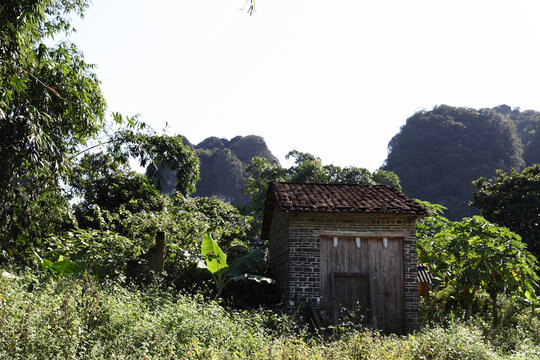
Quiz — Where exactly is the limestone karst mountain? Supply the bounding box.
[151,135,279,206]
[382,104,536,220]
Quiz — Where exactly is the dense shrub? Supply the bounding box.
[42,229,149,279]
[1,269,539,359]
[476,295,540,354]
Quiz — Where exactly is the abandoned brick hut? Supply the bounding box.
[261,182,429,334]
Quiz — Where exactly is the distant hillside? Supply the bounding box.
[153,135,279,206]
[492,105,540,165]
[153,105,539,216]
[382,105,525,220]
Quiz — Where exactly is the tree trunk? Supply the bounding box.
[490,273,498,326]
[464,284,478,321]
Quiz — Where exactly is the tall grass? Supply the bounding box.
[1,269,538,359]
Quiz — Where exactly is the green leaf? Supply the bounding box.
[40,257,85,277]
[41,258,55,270]
[201,233,228,275]
[524,290,536,302]
[9,75,27,94]
[227,245,266,277]
[51,260,84,276]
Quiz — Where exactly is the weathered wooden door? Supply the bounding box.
[320,236,404,333]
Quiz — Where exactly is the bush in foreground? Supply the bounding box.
[1,270,539,359]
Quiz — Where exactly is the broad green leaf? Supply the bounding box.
[524,290,536,302]
[201,233,228,275]
[228,246,266,277]
[41,258,54,270]
[51,260,84,276]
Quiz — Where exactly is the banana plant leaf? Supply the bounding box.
[227,246,267,277]
[201,233,228,275]
[41,256,86,277]
[230,273,274,283]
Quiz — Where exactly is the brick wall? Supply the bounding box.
[268,211,419,332]
[268,210,291,302]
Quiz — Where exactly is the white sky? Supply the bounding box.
[68,0,540,171]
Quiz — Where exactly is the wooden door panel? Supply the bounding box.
[321,237,366,308]
[332,273,374,327]
[365,237,403,333]
[320,236,404,333]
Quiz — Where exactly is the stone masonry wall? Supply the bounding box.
[268,210,290,303]
[271,212,419,333]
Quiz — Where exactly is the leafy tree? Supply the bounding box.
[0,0,246,274]
[8,125,199,264]
[416,200,449,249]
[64,130,200,241]
[70,153,169,230]
[0,0,107,183]
[43,228,149,278]
[284,150,331,183]
[171,195,253,251]
[471,165,540,257]
[113,130,200,197]
[1,1,201,261]
[242,150,401,219]
[43,192,253,283]
[417,204,539,324]
[242,157,288,215]
[0,0,107,262]
[383,105,524,220]
[46,157,249,282]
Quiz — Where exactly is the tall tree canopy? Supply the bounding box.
[1,0,107,185]
[383,105,524,220]
[0,0,108,260]
[242,150,401,218]
[471,164,540,258]
[0,1,200,262]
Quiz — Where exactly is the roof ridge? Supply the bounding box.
[271,181,393,187]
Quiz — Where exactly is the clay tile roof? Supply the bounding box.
[261,182,429,240]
